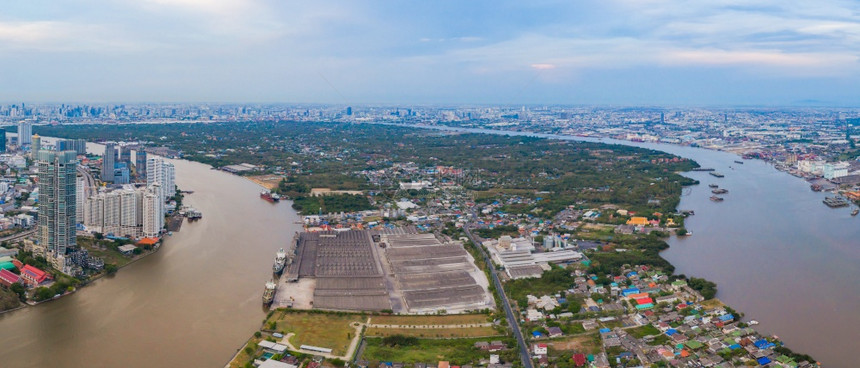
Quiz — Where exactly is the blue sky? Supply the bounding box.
[0,0,859,105]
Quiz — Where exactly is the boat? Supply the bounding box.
[711,188,728,194]
[692,168,715,172]
[262,280,277,306]
[708,184,718,188]
[823,196,849,208]
[852,209,859,216]
[273,248,287,275]
[709,172,725,178]
[260,191,280,203]
[186,208,202,221]
[810,184,822,192]
[710,196,724,202]
[734,160,744,164]
[748,320,759,326]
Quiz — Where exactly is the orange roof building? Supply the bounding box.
[626,217,649,226]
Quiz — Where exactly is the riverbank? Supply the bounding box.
[0,234,166,315]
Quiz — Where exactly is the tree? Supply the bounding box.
[104,264,119,275]
[10,283,26,301]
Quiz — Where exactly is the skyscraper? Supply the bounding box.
[135,150,147,181]
[0,130,6,152]
[17,121,32,147]
[36,149,78,271]
[102,143,116,183]
[119,146,131,163]
[57,139,87,155]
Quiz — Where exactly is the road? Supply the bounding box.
[464,216,533,368]
[0,229,35,243]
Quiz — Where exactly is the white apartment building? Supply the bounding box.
[146,157,175,204]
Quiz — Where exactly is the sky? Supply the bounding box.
[0,0,859,105]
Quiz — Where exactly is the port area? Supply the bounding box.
[272,278,314,310]
[271,228,494,315]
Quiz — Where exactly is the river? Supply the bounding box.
[0,145,302,368]
[399,124,859,366]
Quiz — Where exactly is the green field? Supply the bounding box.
[365,326,501,338]
[361,337,493,364]
[369,314,490,326]
[77,237,133,267]
[264,311,365,356]
[627,324,661,338]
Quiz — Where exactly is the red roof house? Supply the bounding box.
[20,265,48,286]
[0,269,19,287]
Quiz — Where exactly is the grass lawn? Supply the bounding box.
[699,298,726,309]
[365,326,501,338]
[547,333,602,355]
[369,314,490,326]
[627,324,660,338]
[78,238,133,267]
[362,337,489,364]
[227,337,263,368]
[265,311,365,356]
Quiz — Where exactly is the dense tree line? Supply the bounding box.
[36,121,698,214]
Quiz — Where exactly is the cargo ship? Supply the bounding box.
[709,172,725,178]
[711,188,728,194]
[823,196,849,208]
[708,184,719,188]
[273,248,287,275]
[262,280,277,306]
[710,196,724,202]
[260,191,281,203]
[734,160,744,164]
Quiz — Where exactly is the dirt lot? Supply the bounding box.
[248,175,283,190]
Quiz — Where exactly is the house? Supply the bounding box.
[488,341,506,352]
[0,268,19,287]
[626,217,649,226]
[533,343,548,355]
[19,264,48,286]
[547,326,563,338]
[438,361,450,368]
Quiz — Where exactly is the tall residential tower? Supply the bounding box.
[36,149,78,271]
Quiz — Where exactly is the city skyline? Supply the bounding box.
[1,1,859,105]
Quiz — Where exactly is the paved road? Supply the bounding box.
[464,218,533,368]
[0,229,36,243]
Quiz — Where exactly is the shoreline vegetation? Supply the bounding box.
[35,122,817,365]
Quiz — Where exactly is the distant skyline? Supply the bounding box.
[1,1,859,105]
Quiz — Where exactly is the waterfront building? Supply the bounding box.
[135,150,147,181]
[102,143,116,183]
[17,121,32,147]
[823,162,849,180]
[84,185,145,238]
[142,183,163,238]
[36,148,78,271]
[146,157,175,203]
